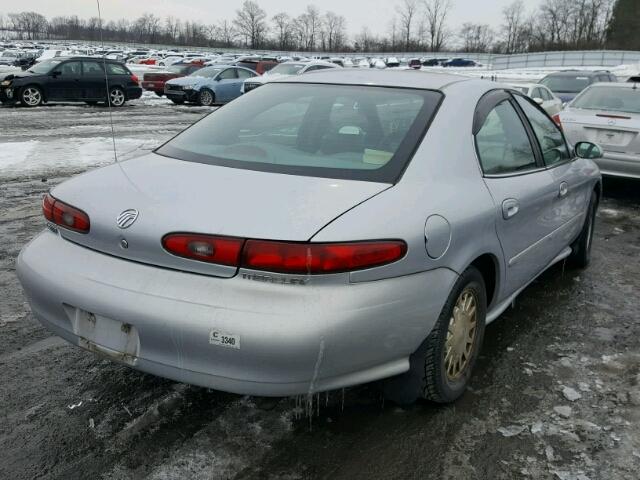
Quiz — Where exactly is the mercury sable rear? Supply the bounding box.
[17,70,603,403]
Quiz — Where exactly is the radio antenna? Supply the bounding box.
[96,0,118,163]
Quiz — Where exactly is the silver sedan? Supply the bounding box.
[559,82,640,179]
[17,70,603,404]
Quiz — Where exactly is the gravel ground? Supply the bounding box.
[1,96,639,480]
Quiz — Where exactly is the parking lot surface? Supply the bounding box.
[1,97,639,480]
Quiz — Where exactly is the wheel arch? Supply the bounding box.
[468,253,500,309]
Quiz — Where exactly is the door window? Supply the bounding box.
[539,87,553,101]
[60,61,81,75]
[515,96,571,167]
[532,88,543,100]
[236,68,254,79]
[475,100,537,175]
[218,69,237,80]
[82,61,103,75]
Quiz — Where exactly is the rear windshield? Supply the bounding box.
[572,86,640,114]
[541,75,592,93]
[157,83,443,183]
[270,63,305,75]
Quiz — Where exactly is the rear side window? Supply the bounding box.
[106,63,128,75]
[475,100,537,175]
[237,68,254,79]
[515,96,571,166]
[157,83,443,183]
[82,61,103,75]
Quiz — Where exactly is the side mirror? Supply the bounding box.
[575,141,604,160]
[533,97,544,105]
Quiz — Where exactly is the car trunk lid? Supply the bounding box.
[51,153,390,277]
[563,109,640,154]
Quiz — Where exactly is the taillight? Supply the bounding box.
[241,240,407,274]
[42,193,90,233]
[552,113,562,129]
[162,233,244,266]
[131,74,139,84]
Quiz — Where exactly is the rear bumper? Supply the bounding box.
[597,151,640,179]
[141,81,164,93]
[126,86,143,100]
[17,230,456,396]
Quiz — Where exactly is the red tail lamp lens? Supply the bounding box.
[131,74,139,83]
[552,113,562,128]
[241,240,407,274]
[163,234,244,266]
[43,193,90,233]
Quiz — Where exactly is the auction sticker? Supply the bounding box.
[209,330,240,349]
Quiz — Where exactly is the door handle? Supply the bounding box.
[559,182,568,198]
[502,199,520,220]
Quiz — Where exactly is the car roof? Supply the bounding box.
[273,69,469,90]
[508,83,544,89]
[544,70,608,78]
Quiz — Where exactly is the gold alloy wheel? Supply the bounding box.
[444,288,478,381]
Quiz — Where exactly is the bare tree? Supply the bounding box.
[233,0,268,49]
[323,11,347,51]
[395,0,419,51]
[422,0,451,51]
[272,12,292,50]
[502,0,529,53]
[459,23,494,52]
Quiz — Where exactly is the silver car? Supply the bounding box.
[17,70,603,404]
[559,82,640,179]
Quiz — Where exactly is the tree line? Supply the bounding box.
[0,0,638,53]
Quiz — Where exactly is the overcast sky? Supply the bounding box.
[12,0,544,35]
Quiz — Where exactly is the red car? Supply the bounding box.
[141,64,204,96]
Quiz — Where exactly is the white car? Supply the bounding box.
[242,60,339,93]
[509,83,563,117]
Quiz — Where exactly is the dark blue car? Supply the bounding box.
[442,58,478,67]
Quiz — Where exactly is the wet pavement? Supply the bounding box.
[1,98,639,480]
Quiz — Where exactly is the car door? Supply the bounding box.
[514,95,591,255]
[214,68,238,102]
[474,90,560,295]
[47,60,82,101]
[81,60,105,100]
[234,68,256,99]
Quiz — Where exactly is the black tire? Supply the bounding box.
[568,190,598,269]
[384,266,487,404]
[155,91,164,97]
[20,85,43,107]
[170,98,184,105]
[198,88,215,106]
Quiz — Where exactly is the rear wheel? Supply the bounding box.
[568,190,598,268]
[108,87,126,107]
[384,266,487,404]
[198,88,215,106]
[20,86,43,107]
[154,91,163,97]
